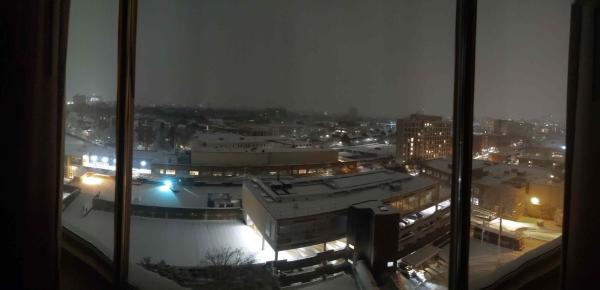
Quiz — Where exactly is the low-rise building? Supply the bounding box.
[420,158,563,221]
[242,170,440,255]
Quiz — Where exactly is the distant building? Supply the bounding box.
[72,94,87,106]
[421,158,563,221]
[71,94,104,105]
[493,119,534,139]
[192,133,287,151]
[396,113,452,163]
[191,148,338,168]
[149,133,355,178]
[420,158,491,187]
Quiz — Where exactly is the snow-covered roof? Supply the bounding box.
[337,143,396,157]
[192,133,285,144]
[64,134,176,164]
[194,147,334,153]
[246,170,436,220]
[476,164,561,187]
[400,244,440,267]
[71,177,241,209]
[64,134,113,157]
[422,158,491,175]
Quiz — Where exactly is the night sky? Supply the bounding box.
[66,0,571,122]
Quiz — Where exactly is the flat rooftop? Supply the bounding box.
[421,157,491,175]
[193,147,335,153]
[477,164,562,187]
[192,133,287,145]
[70,175,242,209]
[65,134,176,164]
[245,170,436,219]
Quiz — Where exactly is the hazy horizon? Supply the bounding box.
[66,0,571,123]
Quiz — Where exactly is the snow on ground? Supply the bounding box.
[63,195,276,266]
[62,191,357,289]
[396,215,562,290]
[283,273,358,290]
[129,217,274,266]
[128,264,190,290]
[63,179,350,266]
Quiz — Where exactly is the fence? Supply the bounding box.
[92,198,243,220]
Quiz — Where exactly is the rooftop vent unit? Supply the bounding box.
[389,183,402,191]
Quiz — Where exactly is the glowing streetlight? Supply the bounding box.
[530,196,540,206]
[140,160,147,167]
[81,174,102,185]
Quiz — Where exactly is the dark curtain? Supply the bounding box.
[0,0,69,289]
[562,0,600,289]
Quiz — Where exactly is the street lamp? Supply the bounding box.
[530,196,543,221]
[530,196,540,205]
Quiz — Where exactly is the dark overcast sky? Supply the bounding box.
[66,0,571,122]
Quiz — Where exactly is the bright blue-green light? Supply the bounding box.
[159,180,173,192]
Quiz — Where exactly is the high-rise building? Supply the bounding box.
[396,113,452,163]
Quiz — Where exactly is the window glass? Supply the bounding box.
[62,0,118,259]
[469,0,569,288]
[127,0,454,289]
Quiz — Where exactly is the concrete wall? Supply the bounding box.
[241,183,278,247]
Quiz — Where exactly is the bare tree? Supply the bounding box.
[204,247,255,267]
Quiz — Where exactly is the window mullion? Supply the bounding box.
[114,0,138,287]
[449,0,477,289]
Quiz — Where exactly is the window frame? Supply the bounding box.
[59,0,568,289]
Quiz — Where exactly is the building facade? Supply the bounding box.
[241,170,441,254]
[396,113,452,163]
